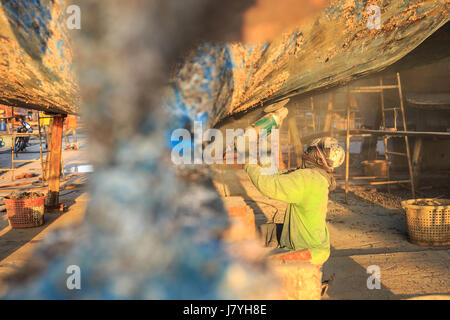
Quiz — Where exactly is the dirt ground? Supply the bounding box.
[211,164,450,300]
[0,133,448,299]
[0,135,90,295]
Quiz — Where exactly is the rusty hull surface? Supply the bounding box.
[225,0,449,116]
[0,1,448,120]
[0,0,79,114]
[169,0,449,127]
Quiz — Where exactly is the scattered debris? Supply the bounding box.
[5,192,45,200]
[352,189,404,209]
[14,173,38,180]
[412,199,443,206]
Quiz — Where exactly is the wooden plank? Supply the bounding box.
[380,77,390,192]
[47,115,64,208]
[397,73,415,199]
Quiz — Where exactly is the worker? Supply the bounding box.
[64,114,79,150]
[245,137,345,265]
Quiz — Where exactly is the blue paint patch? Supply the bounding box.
[354,0,367,21]
[56,40,66,60]
[1,0,54,60]
[324,0,344,18]
[164,43,234,152]
[400,0,410,9]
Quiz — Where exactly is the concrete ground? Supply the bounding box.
[211,164,450,300]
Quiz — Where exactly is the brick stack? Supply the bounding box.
[222,197,256,242]
[222,196,322,300]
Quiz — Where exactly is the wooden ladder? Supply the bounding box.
[344,72,416,201]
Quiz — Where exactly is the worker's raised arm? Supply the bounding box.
[244,164,305,203]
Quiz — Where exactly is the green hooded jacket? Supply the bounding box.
[245,164,331,265]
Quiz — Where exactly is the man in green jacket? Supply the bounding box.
[245,137,345,265]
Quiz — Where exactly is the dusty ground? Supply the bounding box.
[0,132,448,299]
[0,133,90,295]
[211,164,450,300]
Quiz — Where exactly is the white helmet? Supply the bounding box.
[308,137,345,169]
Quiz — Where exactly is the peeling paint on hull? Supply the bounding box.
[0,0,79,114]
[168,0,449,127]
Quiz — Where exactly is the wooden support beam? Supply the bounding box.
[412,137,423,189]
[380,77,391,192]
[288,117,303,168]
[47,115,65,209]
[44,117,53,181]
[367,99,382,161]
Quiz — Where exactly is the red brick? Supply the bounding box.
[270,261,322,300]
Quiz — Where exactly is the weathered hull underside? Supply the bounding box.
[0,0,79,114]
[168,0,449,127]
[0,1,448,120]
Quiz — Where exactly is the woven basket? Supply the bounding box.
[401,199,450,246]
[3,195,47,228]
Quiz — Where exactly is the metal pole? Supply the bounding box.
[380,77,391,192]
